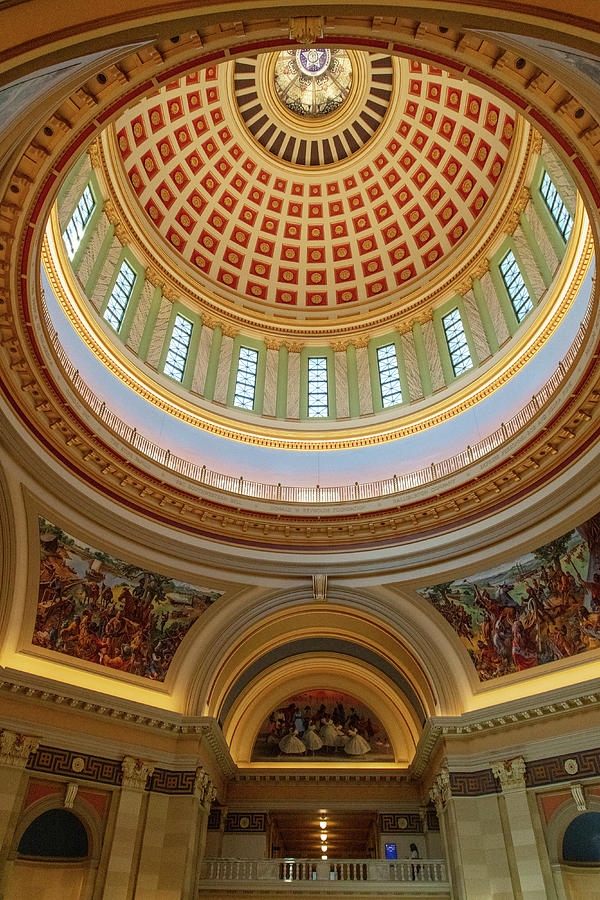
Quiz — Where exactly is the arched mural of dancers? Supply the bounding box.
[252,690,393,762]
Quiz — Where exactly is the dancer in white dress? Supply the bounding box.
[319,717,338,748]
[344,728,371,756]
[279,728,306,754]
[302,723,323,754]
[334,724,347,750]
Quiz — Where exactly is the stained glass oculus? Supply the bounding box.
[233,346,259,410]
[307,357,329,417]
[164,314,193,382]
[103,260,136,331]
[377,344,402,407]
[499,250,533,323]
[63,184,95,259]
[442,308,473,377]
[540,170,573,241]
[274,48,353,118]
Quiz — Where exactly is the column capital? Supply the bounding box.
[121,755,155,791]
[0,729,39,768]
[491,756,527,793]
[194,766,217,809]
[429,764,451,814]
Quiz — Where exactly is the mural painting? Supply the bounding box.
[252,690,394,762]
[418,514,600,680]
[32,518,223,680]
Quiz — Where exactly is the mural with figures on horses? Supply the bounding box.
[251,690,394,762]
[417,513,600,680]
[32,518,223,680]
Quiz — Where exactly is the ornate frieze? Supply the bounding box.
[194,767,217,808]
[429,765,451,813]
[0,729,39,768]
[491,756,527,792]
[121,755,155,791]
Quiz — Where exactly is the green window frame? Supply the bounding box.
[164,314,193,382]
[540,170,573,242]
[376,343,403,407]
[63,184,95,259]
[103,260,136,332]
[442,308,473,376]
[307,356,329,418]
[233,346,259,410]
[499,250,533,323]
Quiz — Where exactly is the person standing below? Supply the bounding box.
[409,843,420,881]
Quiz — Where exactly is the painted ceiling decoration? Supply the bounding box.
[418,511,600,681]
[1,26,599,554]
[106,53,522,315]
[238,50,390,164]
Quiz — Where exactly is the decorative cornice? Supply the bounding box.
[411,685,600,779]
[289,17,324,44]
[42,196,594,452]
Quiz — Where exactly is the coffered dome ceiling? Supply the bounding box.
[102,51,524,325]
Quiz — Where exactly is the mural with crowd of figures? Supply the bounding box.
[418,514,600,680]
[252,690,394,762]
[32,518,223,680]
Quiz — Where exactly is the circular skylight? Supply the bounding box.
[274,48,353,118]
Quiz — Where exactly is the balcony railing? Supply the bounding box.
[41,294,592,506]
[199,858,448,892]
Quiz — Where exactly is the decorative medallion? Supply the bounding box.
[274,48,353,118]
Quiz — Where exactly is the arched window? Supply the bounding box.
[17,809,88,859]
[562,812,600,864]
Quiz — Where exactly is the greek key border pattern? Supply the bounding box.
[225,812,267,832]
[27,744,122,786]
[447,746,600,797]
[525,746,600,788]
[149,768,196,794]
[379,812,423,833]
[450,769,499,797]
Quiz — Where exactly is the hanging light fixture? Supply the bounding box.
[321,843,328,852]
[321,854,328,860]
[319,820,327,830]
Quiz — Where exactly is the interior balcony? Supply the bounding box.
[198,857,450,896]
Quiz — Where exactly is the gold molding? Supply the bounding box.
[43,197,593,451]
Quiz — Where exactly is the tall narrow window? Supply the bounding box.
[377,344,402,407]
[540,170,573,241]
[164,314,193,382]
[442,308,473,376]
[233,346,258,410]
[499,250,533,323]
[103,260,136,331]
[307,357,328,417]
[62,184,95,259]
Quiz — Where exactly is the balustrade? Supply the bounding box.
[40,295,592,506]
[200,857,447,885]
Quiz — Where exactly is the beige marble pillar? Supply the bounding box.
[491,757,556,900]
[101,755,154,900]
[0,730,40,898]
[431,764,514,900]
[133,766,214,900]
